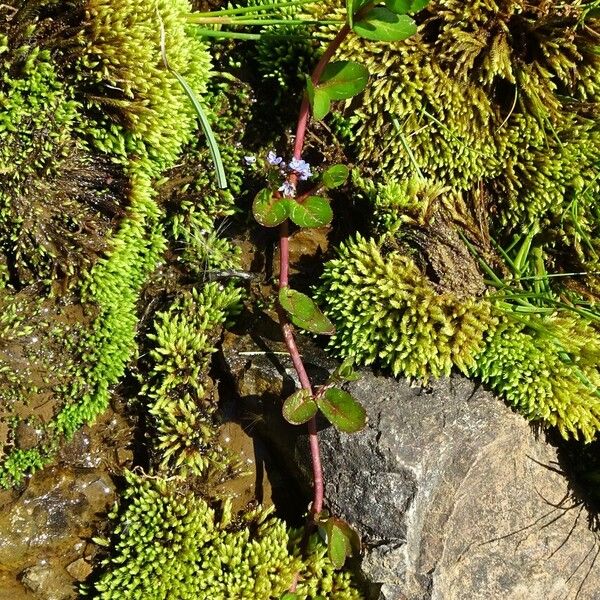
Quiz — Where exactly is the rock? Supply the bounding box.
[65,558,93,582]
[19,563,73,600]
[222,329,600,600]
[0,404,133,598]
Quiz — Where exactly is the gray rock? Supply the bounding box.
[222,329,600,600]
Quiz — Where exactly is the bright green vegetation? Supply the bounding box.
[310,0,600,442]
[0,0,213,484]
[317,235,495,381]
[89,472,362,600]
[473,315,600,442]
[78,0,212,173]
[142,283,243,475]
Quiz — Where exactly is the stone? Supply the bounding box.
[0,404,131,597]
[222,329,600,600]
[65,558,93,582]
[19,563,73,600]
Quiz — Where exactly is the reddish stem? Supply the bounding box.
[293,23,351,160]
[279,22,352,519]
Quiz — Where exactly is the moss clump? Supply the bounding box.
[142,283,242,476]
[303,0,600,443]
[311,1,600,265]
[0,35,119,286]
[310,2,505,190]
[164,78,250,277]
[77,0,212,173]
[0,0,214,484]
[317,236,496,381]
[473,315,600,442]
[90,472,363,600]
[359,176,448,238]
[493,113,600,262]
[54,171,165,437]
[242,0,319,98]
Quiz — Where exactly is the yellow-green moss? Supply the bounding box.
[77,0,212,173]
[89,472,363,600]
[473,314,600,442]
[317,235,496,381]
[142,283,242,476]
[0,0,214,483]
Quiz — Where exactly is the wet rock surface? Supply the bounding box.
[222,326,600,600]
[0,404,133,600]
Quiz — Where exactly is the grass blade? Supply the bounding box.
[158,10,228,189]
[171,70,228,189]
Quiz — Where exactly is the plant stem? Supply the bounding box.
[278,21,352,518]
[293,23,351,160]
[189,0,316,19]
[190,17,342,26]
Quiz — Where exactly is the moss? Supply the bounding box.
[317,236,496,381]
[310,1,600,266]
[492,113,600,262]
[0,36,115,285]
[359,175,449,237]
[142,283,242,476]
[76,0,213,174]
[243,0,319,99]
[0,448,47,488]
[0,0,214,483]
[473,314,600,442]
[310,2,506,190]
[163,77,250,277]
[53,170,165,437]
[90,472,363,600]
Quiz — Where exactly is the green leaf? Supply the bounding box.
[323,164,350,189]
[385,0,430,13]
[307,62,368,121]
[307,78,331,121]
[279,288,335,335]
[354,7,417,42]
[334,357,360,382]
[312,89,331,120]
[289,196,333,228]
[346,0,372,26]
[325,518,360,569]
[252,188,290,227]
[317,388,367,432]
[327,522,348,568]
[280,594,300,600]
[283,389,318,425]
[319,61,369,101]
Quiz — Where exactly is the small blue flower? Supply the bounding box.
[267,151,284,166]
[279,181,296,198]
[244,156,256,165]
[288,158,312,181]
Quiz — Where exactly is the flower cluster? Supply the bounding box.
[279,180,296,198]
[267,150,284,166]
[289,157,312,180]
[244,150,312,198]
